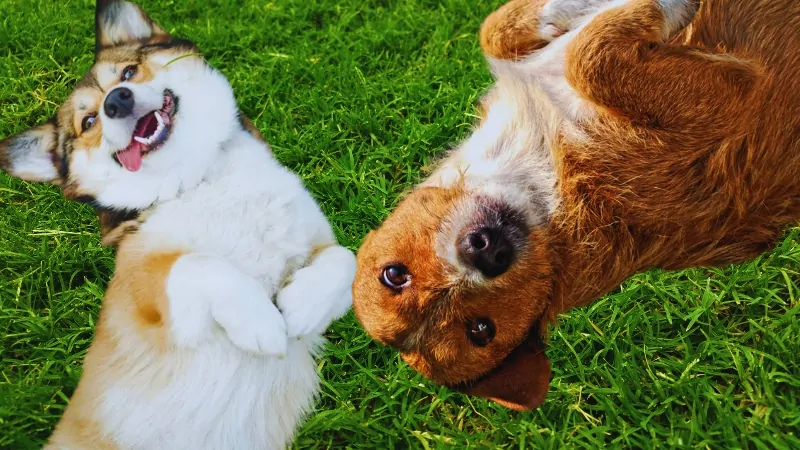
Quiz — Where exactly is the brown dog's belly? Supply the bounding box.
[555,0,800,309]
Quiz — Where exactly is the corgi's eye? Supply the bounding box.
[121,65,138,82]
[81,114,98,132]
[380,264,410,289]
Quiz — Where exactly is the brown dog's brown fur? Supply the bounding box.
[353,0,800,410]
[549,0,799,315]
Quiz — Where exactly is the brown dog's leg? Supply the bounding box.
[480,0,552,61]
[481,0,614,61]
[566,0,762,140]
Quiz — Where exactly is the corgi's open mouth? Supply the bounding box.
[115,90,177,172]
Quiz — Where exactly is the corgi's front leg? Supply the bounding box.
[166,253,288,356]
[277,245,357,338]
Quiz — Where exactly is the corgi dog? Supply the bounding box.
[353,0,800,410]
[0,1,356,448]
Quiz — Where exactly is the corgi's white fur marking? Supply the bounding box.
[74,134,355,449]
[0,1,355,449]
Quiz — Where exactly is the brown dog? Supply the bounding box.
[353,0,800,410]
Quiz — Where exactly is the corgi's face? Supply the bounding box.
[0,1,242,212]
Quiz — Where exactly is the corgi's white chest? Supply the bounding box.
[139,148,322,289]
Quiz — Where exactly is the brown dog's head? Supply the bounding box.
[353,0,568,411]
[354,167,559,411]
[354,182,557,409]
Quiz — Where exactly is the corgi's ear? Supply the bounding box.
[95,0,167,52]
[0,121,62,184]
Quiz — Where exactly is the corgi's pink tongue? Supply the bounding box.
[116,141,144,172]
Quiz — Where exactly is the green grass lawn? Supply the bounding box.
[1,0,799,448]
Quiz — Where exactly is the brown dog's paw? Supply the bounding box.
[480,0,615,61]
[480,0,553,61]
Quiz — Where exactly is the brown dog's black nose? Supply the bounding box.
[104,87,134,119]
[458,226,515,277]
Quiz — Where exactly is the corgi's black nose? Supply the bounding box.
[104,87,134,119]
[458,226,515,278]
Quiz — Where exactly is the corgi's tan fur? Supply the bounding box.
[1,1,355,448]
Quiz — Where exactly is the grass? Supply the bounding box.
[1,0,798,448]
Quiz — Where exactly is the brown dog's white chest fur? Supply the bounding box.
[353,0,800,410]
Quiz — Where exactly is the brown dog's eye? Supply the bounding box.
[81,114,97,132]
[121,65,138,82]
[380,265,410,289]
[467,318,495,347]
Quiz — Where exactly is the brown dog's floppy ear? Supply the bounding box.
[0,121,62,184]
[95,0,167,53]
[454,323,551,411]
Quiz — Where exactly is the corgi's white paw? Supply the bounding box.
[167,253,287,356]
[278,276,352,338]
[277,246,356,338]
[211,276,288,357]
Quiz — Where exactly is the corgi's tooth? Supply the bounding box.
[134,136,149,144]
